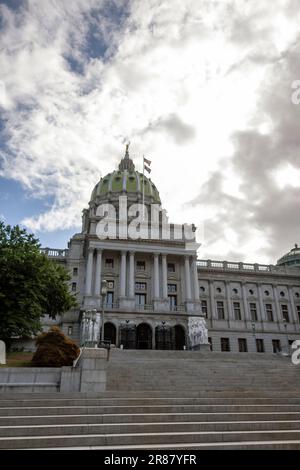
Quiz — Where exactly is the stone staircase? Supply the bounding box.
[0,351,300,449]
[107,350,300,392]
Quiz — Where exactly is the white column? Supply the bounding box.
[85,248,94,296]
[162,254,168,300]
[226,282,234,320]
[257,285,266,321]
[272,285,281,323]
[129,251,135,298]
[288,286,298,324]
[192,257,200,301]
[154,253,160,299]
[209,280,217,319]
[94,249,102,296]
[242,283,250,321]
[184,256,192,301]
[120,250,127,297]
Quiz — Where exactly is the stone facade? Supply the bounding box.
[17,149,300,354]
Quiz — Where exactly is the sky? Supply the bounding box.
[0,0,300,264]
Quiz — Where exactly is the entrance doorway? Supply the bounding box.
[136,323,152,349]
[174,325,186,350]
[155,325,172,350]
[103,322,116,345]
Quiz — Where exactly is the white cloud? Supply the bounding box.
[1,0,300,262]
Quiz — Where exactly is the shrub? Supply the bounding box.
[31,326,80,367]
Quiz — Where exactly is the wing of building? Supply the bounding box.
[20,147,300,354]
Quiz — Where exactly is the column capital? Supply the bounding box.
[121,249,127,256]
[88,247,94,254]
[129,250,135,256]
[96,248,102,254]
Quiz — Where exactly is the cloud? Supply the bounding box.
[0,0,300,263]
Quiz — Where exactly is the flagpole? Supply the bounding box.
[142,155,145,221]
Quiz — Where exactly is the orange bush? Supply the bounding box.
[31,326,80,367]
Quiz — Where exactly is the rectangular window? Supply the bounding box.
[136,261,146,271]
[297,306,300,322]
[168,263,175,273]
[265,304,274,322]
[68,326,73,336]
[208,337,213,351]
[168,283,177,293]
[238,338,247,352]
[71,282,76,292]
[281,304,290,323]
[233,302,242,320]
[135,282,146,291]
[107,280,114,290]
[272,339,281,353]
[201,300,208,316]
[168,295,177,310]
[256,339,264,353]
[106,292,114,306]
[73,267,78,276]
[105,258,114,269]
[221,337,230,352]
[135,293,146,306]
[250,302,258,322]
[217,301,225,320]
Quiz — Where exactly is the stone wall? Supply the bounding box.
[0,348,107,393]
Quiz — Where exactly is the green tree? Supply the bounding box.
[0,221,77,347]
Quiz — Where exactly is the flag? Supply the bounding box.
[143,156,151,173]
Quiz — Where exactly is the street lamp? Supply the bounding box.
[100,279,108,346]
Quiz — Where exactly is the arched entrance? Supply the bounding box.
[174,325,186,350]
[103,322,116,345]
[155,325,172,350]
[136,323,152,349]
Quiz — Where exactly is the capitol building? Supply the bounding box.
[39,147,300,354]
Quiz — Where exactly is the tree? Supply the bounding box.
[31,326,80,367]
[0,221,77,346]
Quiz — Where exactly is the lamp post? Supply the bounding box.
[100,279,108,346]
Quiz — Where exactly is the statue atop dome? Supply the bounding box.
[119,141,135,171]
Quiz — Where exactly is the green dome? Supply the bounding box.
[89,148,161,205]
[277,244,300,268]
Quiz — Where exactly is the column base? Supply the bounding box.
[119,297,135,310]
[185,301,201,313]
[154,299,169,311]
[83,296,100,309]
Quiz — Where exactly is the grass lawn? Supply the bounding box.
[0,351,33,367]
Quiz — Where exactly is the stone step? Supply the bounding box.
[1,419,300,438]
[1,403,300,416]
[1,411,300,426]
[1,429,300,449]
[45,440,300,450]
[1,397,300,407]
